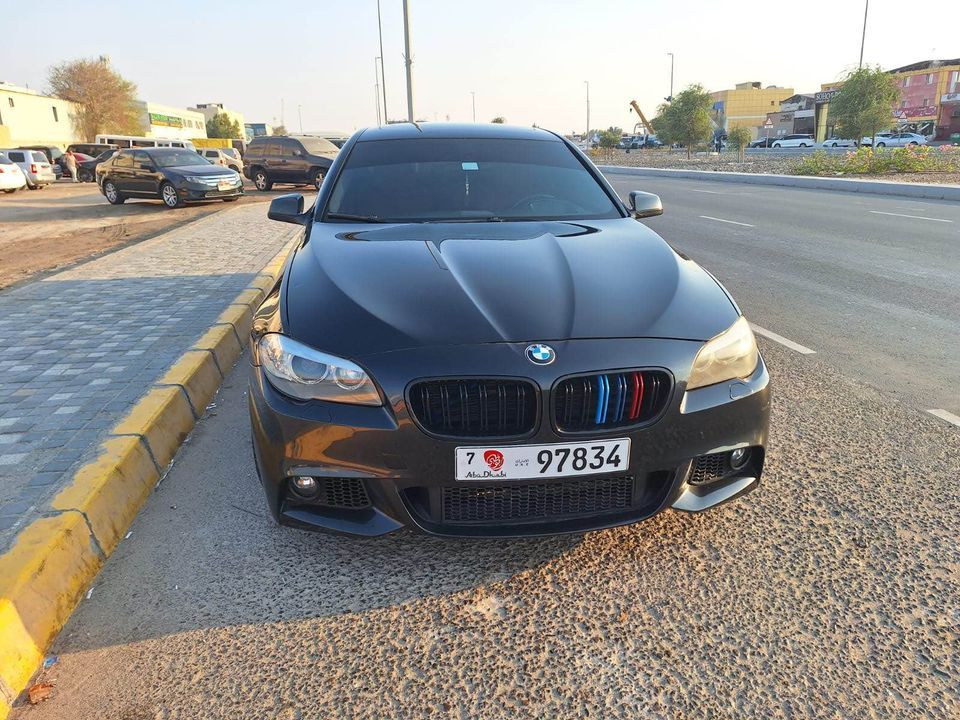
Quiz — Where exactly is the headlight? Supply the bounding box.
[257,334,381,405]
[686,317,758,390]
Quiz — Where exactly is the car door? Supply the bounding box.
[109,151,135,191]
[277,138,301,181]
[130,150,160,195]
[260,139,281,179]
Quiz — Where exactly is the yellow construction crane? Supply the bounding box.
[629,100,655,136]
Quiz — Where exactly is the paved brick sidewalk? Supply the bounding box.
[0,205,296,549]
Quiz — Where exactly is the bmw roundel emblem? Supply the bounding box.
[525,343,556,365]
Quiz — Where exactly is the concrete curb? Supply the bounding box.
[598,165,960,201]
[0,240,295,717]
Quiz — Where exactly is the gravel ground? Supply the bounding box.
[13,340,960,720]
[599,149,960,185]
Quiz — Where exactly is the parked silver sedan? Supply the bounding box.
[860,132,928,148]
[0,148,56,189]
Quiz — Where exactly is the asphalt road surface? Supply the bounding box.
[15,179,960,719]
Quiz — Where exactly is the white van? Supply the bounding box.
[95,135,197,152]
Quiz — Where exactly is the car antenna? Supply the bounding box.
[409,120,423,133]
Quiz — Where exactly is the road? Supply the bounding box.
[13,178,960,719]
[604,173,960,420]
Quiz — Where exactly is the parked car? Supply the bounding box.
[249,123,770,537]
[821,137,857,148]
[67,143,117,157]
[771,134,816,148]
[18,145,63,165]
[0,152,27,193]
[198,147,242,173]
[77,149,118,182]
[860,132,928,148]
[0,149,56,189]
[748,137,777,148]
[243,135,339,191]
[96,147,243,208]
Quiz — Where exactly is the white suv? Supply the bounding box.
[198,147,242,173]
[771,134,816,148]
[0,149,56,188]
[861,132,928,148]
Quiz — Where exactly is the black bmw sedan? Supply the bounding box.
[96,147,243,208]
[249,123,770,537]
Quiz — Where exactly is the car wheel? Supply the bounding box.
[876,142,885,148]
[78,169,93,182]
[222,197,240,203]
[103,180,125,205]
[229,165,241,173]
[27,183,39,190]
[312,168,325,190]
[253,169,272,191]
[908,141,918,146]
[160,182,182,208]
[772,143,781,148]
[2,189,16,194]
[799,143,808,147]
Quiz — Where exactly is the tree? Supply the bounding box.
[491,116,506,124]
[598,126,623,150]
[48,57,142,141]
[652,84,714,158]
[828,66,900,147]
[272,125,288,136]
[727,125,752,162]
[206,112,242,139]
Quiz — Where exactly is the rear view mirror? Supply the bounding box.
[268,193,308,225]
[628,191,663,219]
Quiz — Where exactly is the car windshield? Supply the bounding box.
[153,150,210,168]
[298,137,339,154]
[326,138,621,223]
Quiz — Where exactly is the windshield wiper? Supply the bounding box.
[326,213,385,223]
[423,216,505,223]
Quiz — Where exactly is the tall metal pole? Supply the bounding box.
[402,0,415,122]
[297,105,303,134]
[374,57,382,126]
[858,0,869,68]
[471,91,476,122]
[377,0,388,122]
[667,53,674,101]
[584,81,590,137]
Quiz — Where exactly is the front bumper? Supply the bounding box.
[248,339,770,537]
[179,184,244,201]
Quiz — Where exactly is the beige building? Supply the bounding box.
[709,82,795,139]
[135,101,208,140]
[190,102,245,135]
[0,82,81,147]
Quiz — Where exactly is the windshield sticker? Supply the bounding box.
[461,162,479,171]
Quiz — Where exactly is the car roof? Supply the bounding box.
[356,123,561,142]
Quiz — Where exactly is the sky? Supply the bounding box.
[1,0,957,135]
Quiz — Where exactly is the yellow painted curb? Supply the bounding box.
[0,235,298,715]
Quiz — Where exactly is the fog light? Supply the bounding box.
[290,476,318,498]
[729,447,749,469]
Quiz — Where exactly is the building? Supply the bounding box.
[0,82,81,147]
[759,94,815,139]
[814,58,960,141]
[134,101,207,140]
[190,102,245,135]
[709,82,795,139]
[244,123,273,141]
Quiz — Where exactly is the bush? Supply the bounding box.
[793,145,960,176]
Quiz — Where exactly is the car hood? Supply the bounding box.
[284,219,739,357]
[166,164,236,176]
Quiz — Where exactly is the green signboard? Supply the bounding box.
[149,113,184,129]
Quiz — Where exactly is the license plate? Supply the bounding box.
[455,438,630,481]
[217,179,233,191]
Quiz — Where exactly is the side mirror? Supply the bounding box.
[268,193,308,225]
[628,191,663,219]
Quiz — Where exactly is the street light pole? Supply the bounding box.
[374,57,382,126]
[377,0,388,123]
[297,104,303,134]
[858,0,869,68]
[667,52,674,101]
[471,91,476,122]
[402,0,415,122]
[584,80,590,138]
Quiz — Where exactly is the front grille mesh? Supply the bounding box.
[442,476,634,523]
[409,379,537,437]
[688,453,730,485]
[555,370,670,432]
[293,477,370,509]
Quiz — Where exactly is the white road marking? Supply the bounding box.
[699,215,755,227]
[868,211,952,223]
[749,324,817,355]
[927,409,960,428]
[689,188,724,194]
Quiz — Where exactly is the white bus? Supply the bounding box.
[94,134,197,151]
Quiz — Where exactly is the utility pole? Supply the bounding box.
[859,0,869,68]
[297,104,303,134]
[280,98,284,128]
[584,80,590,137]
[375,57,382,126]
[666,53,674,102]
[377,0,388,122]
[402,0,415,122]
[471,91,476,122]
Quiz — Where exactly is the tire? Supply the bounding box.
[78,169,93,183]
[229,165,241,173]
[222,197,240,202]
[27,183,39,190]
[876,142,885,148]
[160,182,182,208]
[103,179,125,205]
[799,143,808,148]
[772,143,781,148]
[2,189,16,194]
[253,168,272,191]
[311,168,324,190]
[908,142,918,146]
